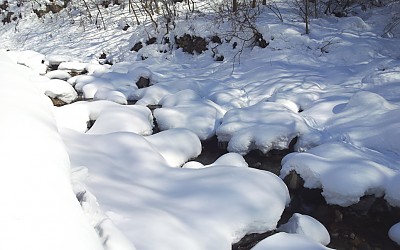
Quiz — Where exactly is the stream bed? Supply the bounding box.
[193,137,400,250]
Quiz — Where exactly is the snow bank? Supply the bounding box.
[251,232,333,250]
[278,213,330,246]
[0,52,102,249]
[216,101,310,155]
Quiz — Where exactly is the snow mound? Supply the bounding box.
[73,62,154,104]
[216,101,310,155]
[35,78,78,103]
[145,128,202,167]
[389,222,400,246]
[45,70,72,80]
[251,232,333,250]
[281,142,398,206]
[154,89,225,140]
[54,100,145,133]
[131,84,179,106]
[13,50,47,74]
[278,213,330,246]
[284,91,400,206]
[87,105,154,135]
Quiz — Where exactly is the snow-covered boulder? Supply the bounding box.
[36,78,78,103]
[278,213,330,246]
[281,142,397,206]
[45,70,72,80]
[251,232,333,250]
[87,104,153,135]
[154,89,225,140]
[216,101,310,155]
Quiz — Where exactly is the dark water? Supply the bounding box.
[193,137,400,250]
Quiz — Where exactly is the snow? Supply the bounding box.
[183,152,248,169]
[389,222,400,246]
[280,142,397,206]
[251,232,333,250]
[216,101,310,155]
[61,128,290,250]
[0,51,102,250]
[278,213,330,246]
[281,91,400,206]
[1,0,400,249]
[154,89,225,140]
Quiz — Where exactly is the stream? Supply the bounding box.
[192,136,400,250]
[51,79,400,249]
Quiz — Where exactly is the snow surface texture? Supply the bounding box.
[0,51,102,250]
[278,213,330,246]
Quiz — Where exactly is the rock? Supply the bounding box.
[131,42,143,52]
[175,34,208,54]
[136,77,150,89]
[283,170,304,190]
[146,37,157,45]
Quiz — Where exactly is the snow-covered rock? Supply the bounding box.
[280,142,397,206]
[217,101,310,155]
[251,232,333,250]
[154,89,225,140]
[278,213,330,246]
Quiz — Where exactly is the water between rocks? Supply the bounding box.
[193,136,400,250]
